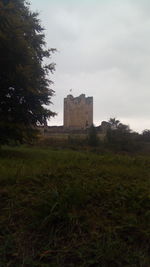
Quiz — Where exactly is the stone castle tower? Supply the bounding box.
[64,94,93,129]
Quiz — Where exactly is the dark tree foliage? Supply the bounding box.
[88,124,99,146]
[106,119,144,152]
[0,0,56,143]
[142,129,150,142]
[108,117,120,129]
[106,118,133,151]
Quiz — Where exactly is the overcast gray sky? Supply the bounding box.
[30,0,150,132]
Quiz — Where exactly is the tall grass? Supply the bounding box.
[0,146,150,266]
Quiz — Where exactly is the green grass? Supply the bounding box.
[0,146,150,266]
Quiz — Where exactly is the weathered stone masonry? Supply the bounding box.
[64,94,93,129]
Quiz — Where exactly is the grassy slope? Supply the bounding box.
[0,146,150,266]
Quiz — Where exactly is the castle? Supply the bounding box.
[64,94,93,130]
[39,94,95,135]
[39,93,110,136]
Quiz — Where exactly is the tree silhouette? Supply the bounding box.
[0,0,56,143]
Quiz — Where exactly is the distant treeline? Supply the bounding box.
[87,118,150,153]
[38,119,150,154]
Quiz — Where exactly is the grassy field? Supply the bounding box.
[0,146,150,266]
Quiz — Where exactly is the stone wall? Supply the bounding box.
[64,94,93,129]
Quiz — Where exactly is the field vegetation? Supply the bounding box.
[0,146,150,266]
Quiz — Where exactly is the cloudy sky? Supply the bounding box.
[30,0,150,133]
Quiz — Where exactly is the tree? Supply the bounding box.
[106,118,133,151]
[88,124,99,146]
[108,117,120,129]
[0,0,56,143]
[142,130,150,142]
